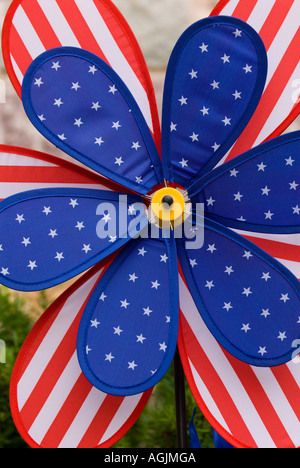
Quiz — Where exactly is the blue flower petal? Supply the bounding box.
[77,234,179,396]
[161,16,267,187]
[22,47,163,195]
[0,188,147,291]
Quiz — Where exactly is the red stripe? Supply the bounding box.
[227,28,300,160]
[271,365,300,420]
[0,166,101,184]
[9,24,33,75]
[242,236,300,263]
[77,394,125,448]
[180,313,257,447]
[232,0,259,21]
[258,0,294,51]
[22,0,61,50]
[40,374,93,448]
[223,350,294,448]
[55,0,108,63]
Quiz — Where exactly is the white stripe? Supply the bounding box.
[189,360,231,433]
[73,0,153,132]
[36,0,80,48]
[286,361,300,387]
[275,258,300,278]
[0,153,57,167]
[179,275,276,448]
[220,0,240,16]
[0,182,107,199]
[247,0,276,32]
[251,366,300,447]
[17,273,100,410]
[59,386,107,448]
[28,352,82,445]
[234,230,300,247]
[10,55,24,84]
[12,5,45,58]
[99,393,143,444]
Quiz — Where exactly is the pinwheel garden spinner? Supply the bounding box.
[0,0,300,448]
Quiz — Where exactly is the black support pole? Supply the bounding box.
[174,347,188,448]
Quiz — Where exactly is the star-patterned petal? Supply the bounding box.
[22,48,163,195]
[177,216,300,367]
[77,235,179,396]
[161,16,267,186]
[0,188,146,291]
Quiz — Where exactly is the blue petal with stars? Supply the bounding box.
[190,132,300,234]
[22,47,163,196]
[177,216,300,367]
[77,235,179,396]
[161,16,267,187]
[0,188,147,291]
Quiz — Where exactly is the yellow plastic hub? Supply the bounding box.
[151,187,186,227]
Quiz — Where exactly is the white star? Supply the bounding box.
[128,361,137,370]
[292,205,300,215]
[38,114,46,121]
[53,98,63,107]
[109,84,118,94]
[28,260,37,271]
[129,273,138,282]
[115,156,124,166]
[1,267,9,276]
[113,326,123,336]
[243,64,253,74]
[91,101,101,111]
[285,156,294,166]
[189,259,198,268]
[178,96,188,106]
[99,292,107,302]
[289,180,299,190]
[243,250,253,260]
[242,287,252,297]
[90,318,100,328]
[51,61,61,71]
[264,210,274,220]
[86,345,91,355]
[95,137,104,146]
[34,77,44,87]
[258,346,267,356]
[261,272,271,281]
[88,65,97,75]
[261,308,270,318]
[221,53,230,64]
[105,353,115,363]
[277,331,287,342]
[75,221,85,231]
[109,236,117,243]
[135,176,143,184]
[143,307,153,316]
[15,214,25,224]
[55,252,64,262]
[136,334,146,344]
[205,280,215,290]
[21,237,31,247]
[112,121,122,130]
[120,299,130,309]
[189,69,198,79]
[69,199,79,208]
[207,244,217,253]
[223,302,233,311]
[166,316,171,323]
[234,191,243,201]
[132,141,141,151]
[233,90,242,100]
[128,204,136,215]
[159,342,167,352]
[241,323,251,333]
[225,266,234,275]
[138,247,147,256]
[179,158,188,168]
[233,28,242,38]
[42,206,52,215]
[212,142,220,152]
[199,42,208,53]
[82,244,92,254]
[257,162,267,171]
[170,122,177,132]
[190,132,199,142]
[58,133,67,141]
[230,168,239,177]
[160,254,168,263]
[102,212,111,224]
[222,116,232,126]
[71,82,81,91]
[206,196,215,206]
[74,118,83,127]
[151,280,161,290]
[48,229,58,238]
[261,186,271,196]
[280,293,290,303]
[210,80,220,90]
[200,106,209,116]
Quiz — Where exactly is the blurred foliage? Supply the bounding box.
[0,286,213,449]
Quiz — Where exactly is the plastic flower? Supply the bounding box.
[0,0,299,449]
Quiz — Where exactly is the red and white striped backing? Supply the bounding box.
[211,0,300,278]
[10,260,153,448]
[178,273,300,448]
[2,0,161,148]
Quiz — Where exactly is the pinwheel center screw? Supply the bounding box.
[150,187,189,229]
